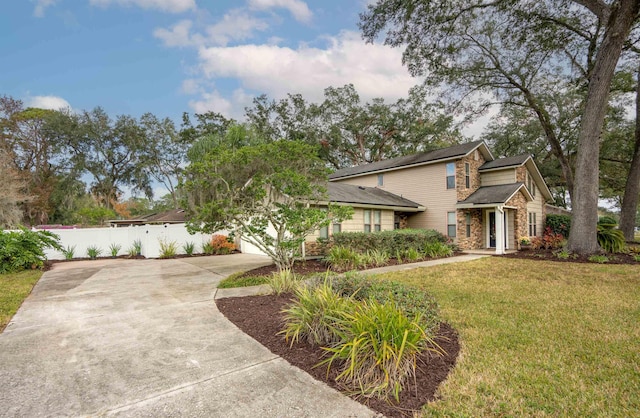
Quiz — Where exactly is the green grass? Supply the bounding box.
[375,258,640,417]
[0,270,42,332]
[218,272,270,289]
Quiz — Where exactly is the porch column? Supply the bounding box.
[495,206,505,255]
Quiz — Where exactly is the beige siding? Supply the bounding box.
[306,208,394,241]
[333,162,458,236]
[481,169,517,186]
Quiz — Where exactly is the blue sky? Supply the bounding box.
[1,0,424,124]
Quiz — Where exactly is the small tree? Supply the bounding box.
[181,141,353,271]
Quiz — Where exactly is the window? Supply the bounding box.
[364,210,371,233]
[446,163,456,189]
[529,212,537,236]
[447,211,457,237]
[374,210,382,232]
[364,209,381,232]
[465,162,470,189]
[319,225,329,239]
[527,172,536,197]
[377,174,384,186]
[332,222,341,234]
[465,213,471,238]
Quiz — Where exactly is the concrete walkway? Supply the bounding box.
[0,254,378,417]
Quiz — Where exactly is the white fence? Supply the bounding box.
[39,224,238,260]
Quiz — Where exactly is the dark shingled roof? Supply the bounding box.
[327,183,423,209]
[479,154,530,171]
[459,183,526,205]
[329,140,486,180]
[110,209,186,226]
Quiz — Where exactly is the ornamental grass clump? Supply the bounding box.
[268,269,298,295]
[320,299,438,401]
[159,239,178,258]
[325,245,362,270]
[280,281,354,346]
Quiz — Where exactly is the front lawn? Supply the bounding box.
[0,270,42,332]
[376,257,639,417]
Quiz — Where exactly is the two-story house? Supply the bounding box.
[311,140,552,254]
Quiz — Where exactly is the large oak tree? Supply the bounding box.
[360,0,640,253]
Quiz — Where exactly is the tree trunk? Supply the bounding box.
[568,0,640,254]
[619,63,640,241]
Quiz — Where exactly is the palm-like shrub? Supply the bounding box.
[321,299,438,401]
[183,241,196,256]
[597,224,626,253]
[325,245,362,270]
[62,245,76,260]
[280,282,353,346]
[159,239,178,258]
[367,249,390,266]
[86,246,102,260]
[0,227,62,273]
[423,241,454,258]
[108,243,121,257]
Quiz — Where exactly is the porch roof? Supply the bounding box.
[456,183,533,207]
[326,183,425,211]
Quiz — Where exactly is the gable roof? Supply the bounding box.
[479,154,530,171]
[329,140,493,180]
[456,183,533,207]
[326,183,425,211]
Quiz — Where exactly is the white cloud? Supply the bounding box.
[155,10,268,48]
[154,20,197,47]
[194,31,417,107]
[90,0,196,13]
[188,88,253,119]
[205,9,268,46]
[248,0,312,23]
[26,95,72,111]
[32,0,56,17]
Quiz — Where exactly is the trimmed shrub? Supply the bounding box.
[209,234,236,255]
[598,216,618,228]
[329,273,439,334]
[331,229,447,255]
[0,227,62,273]
[545,214,571,238]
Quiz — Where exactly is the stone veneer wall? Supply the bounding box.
[456,151,485,202]
[456,208,483,249]
[506,191,529,243]
[515,165,527,183]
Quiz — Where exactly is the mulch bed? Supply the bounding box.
[501,248,640,265]
[216,294,460,418]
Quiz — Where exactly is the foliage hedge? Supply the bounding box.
[0,227,62,274]
[545,214,571,238]
[330,229,448,254]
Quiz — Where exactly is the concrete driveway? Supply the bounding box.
[0,254,377,417]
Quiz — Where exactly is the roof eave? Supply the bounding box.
[317,200,426,212]
[330,141,494,182]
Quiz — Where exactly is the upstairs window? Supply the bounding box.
[319,224,328,239]
[446,162,456,189]
[364,210,371,233]
[332,222,342,234]
[527,172,536,197]
[465,162,470,188]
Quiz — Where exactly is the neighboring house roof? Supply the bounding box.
[479,154,530,171]
[329,140,493,180]
[108,209,186,226]
[457,183,533,207]
[326,183,425,212]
